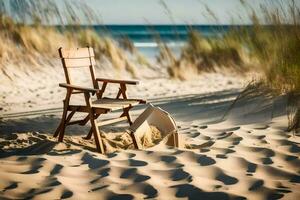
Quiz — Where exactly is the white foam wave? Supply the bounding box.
[134,42,186,48]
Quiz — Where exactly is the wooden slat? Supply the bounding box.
[60,47,94,58]
[96,78,139,85]
[63,57,96,68]
[97,116,127,127]
[59,83,99,93]
[68,105,110,113]
[92,99,140,111]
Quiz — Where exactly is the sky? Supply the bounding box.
[2,0,299,25]
[84,0,299,25]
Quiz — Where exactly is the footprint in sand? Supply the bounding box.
[161,155,177,163]
[22,157,46,174]
[248,179,264,191]
[120,168,150,182]
[47,178,61,187]
[90,185,109,192]
[215,172,238,185]
[223,127,241,132]
[290,144,300,153]
[216,132,233,140]
[198,140,215,149]
[252,124,270,130]
[107,152,118,158]
[90,168,110,184]
[170,184,240,200]
[262,157,274,165]
[61,189,74,199]
[142,184,158,198]
[81,153,109,169]
[128,159,148,167]
[247,162,257,174]
[171,168,192,181]
[197,155,216,166]
[189,132,201,138]
[50,164,63,176]
[3,182,18,192]
[216,155,228,159]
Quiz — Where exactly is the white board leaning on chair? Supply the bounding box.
[129,104,181,149]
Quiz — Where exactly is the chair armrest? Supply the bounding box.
[59,83,100,94]
[96,78,139,85]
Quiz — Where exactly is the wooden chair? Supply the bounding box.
[53,47,146,153]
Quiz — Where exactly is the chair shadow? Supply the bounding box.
[0,137,83,158]
[0,115,88,136]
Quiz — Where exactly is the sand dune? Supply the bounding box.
[1,67,300,199]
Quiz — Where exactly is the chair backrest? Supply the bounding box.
[59,47,98,88]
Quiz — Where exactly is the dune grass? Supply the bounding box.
[160,28,254,80]
[163,1,300,92]
[0,16,140,76]
[160,0,300,130]
[239,1,300,131]
[0,2,142,77]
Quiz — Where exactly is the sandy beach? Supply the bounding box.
[1,1,300,198]
[1,63,299,199]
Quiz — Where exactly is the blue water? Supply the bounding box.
[93,25,236,41]
[81,25,248,59]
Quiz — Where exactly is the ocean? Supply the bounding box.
[76,25,248,59]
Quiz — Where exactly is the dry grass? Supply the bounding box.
[159,30,252,80]
[160,1,300,130]
[242,1,300,131]
[164,1,300,92]
[0,16,141,77]
[0,1,143,77]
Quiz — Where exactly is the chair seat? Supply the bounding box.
[68,98,141,112]
[92,98,140,111]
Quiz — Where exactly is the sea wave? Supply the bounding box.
[134,41,186,48]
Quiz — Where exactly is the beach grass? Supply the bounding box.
[0,1,142,77]
[0,16,141,77]
[162,1,300,93]
[160,0,300,130]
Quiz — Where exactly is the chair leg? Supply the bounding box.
[89,111,105,153]
[84,114,101,140]
[54,110,76,138]
[121,107,139,149]
[55,90,72,141]
[53,121,63,138]
[121,107,133,125]
[84,92,105,153]
[130,131,139,149]
[54,100,68,140]
[58,111,68,142]
[84,127,93,140]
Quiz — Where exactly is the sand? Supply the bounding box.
[0,64,300,199]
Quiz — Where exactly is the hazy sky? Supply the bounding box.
[3,0,299,25]
[84,0,298,24]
